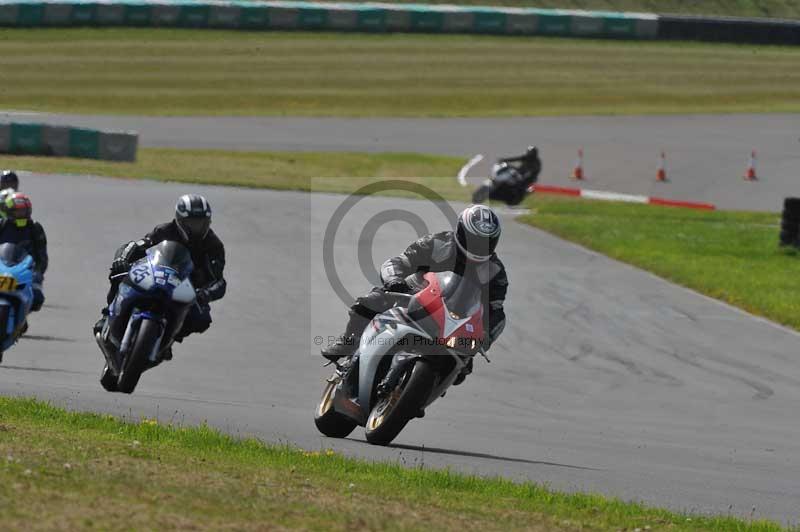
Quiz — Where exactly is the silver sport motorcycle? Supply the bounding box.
[314,270,488,446]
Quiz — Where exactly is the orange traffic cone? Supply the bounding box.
[572,148,585,180]
[656,151,668,182]
[744,150,758,181]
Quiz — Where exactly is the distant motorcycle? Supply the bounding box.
[0,243,35,362]
[95,241,196,394]
[471,147,541,206]
[315,270,488,446]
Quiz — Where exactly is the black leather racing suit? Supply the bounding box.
[0,219,47,310]
[342,231,508,348]
[108,221,226,340]
[490,151,542,205]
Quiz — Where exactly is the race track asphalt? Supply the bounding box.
[1,171,800,523]
[3,111,799,211]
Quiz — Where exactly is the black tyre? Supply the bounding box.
[780,198,800,246]
[365,360,436,446]
[0,306,8,363]
[117,319,160,394]
[100,363,119,392]
[472,184,491,204]
[314,379,357,438]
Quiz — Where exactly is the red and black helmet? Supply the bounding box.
[5,192,32,228]
[455,204,501,262]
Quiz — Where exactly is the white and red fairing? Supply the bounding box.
[407,271,484,344]
[335,270,486,423]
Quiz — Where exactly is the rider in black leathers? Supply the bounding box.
[322,205,508,383]
[94,194,226,358]
[0,192,47,311]
[477,146,542,206]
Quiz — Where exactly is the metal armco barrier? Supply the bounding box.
[0,1,660,39]
[0,123,138,162]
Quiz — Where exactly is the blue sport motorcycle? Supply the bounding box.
[95,241,196,394]
[0,243,35,362]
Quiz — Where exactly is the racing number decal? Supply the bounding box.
[130,264,149,284]
[0,275,17,292]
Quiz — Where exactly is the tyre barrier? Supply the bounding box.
[658,15,800,45]
[0,1,660,39]
[0,123,138,162]
[779,197,800,248]
[0,0,795,44]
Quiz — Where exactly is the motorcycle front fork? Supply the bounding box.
[376,354,416,397]
[330,354,359,398]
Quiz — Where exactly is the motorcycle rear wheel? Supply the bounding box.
[314,379,357,438]
[365,360,436,446]
[117,319,160,394]
[472,184,491,204]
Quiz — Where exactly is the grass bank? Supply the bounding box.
[0,395,787,531]
[0,148,468,198]
[324,0,800,19]
[2,29,800,117]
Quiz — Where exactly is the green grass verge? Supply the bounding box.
[2,29,800,117]
[520,198,800,330]
[0,395,787,531]
[0,148,469,198]
[327,0,800,18]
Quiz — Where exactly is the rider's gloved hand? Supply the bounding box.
[110,257,130,276]
[110,241,140,277]
[383,278,410,294]
[195,288,210,306]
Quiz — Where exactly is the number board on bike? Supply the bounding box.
[0,275,18,292]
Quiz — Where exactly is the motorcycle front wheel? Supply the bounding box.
[314,379,358,438]
[0,306,8,363]
[472,184,491,204]
[365,360,436,446]
[117,319,160,394]
[100,363,119,392]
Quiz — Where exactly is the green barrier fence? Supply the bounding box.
[0,1,660,39]
[5,0,792,43]
[0,123,138,162]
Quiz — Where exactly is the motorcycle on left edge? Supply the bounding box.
[0,243,35,363]
[95,241,197,394]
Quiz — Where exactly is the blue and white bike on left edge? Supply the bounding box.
[0,243,35,362]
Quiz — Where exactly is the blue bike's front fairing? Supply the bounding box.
[128,244,194,299]
[0,243,35,345]
[108,241,196,349]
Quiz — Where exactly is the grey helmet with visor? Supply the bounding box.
[175,194,212,243]
[455,204,501,262]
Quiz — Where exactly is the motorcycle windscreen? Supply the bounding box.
[0,243,28,266]
[436,271,482,320]
[405,270,483,341]
[145,241,194,279]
